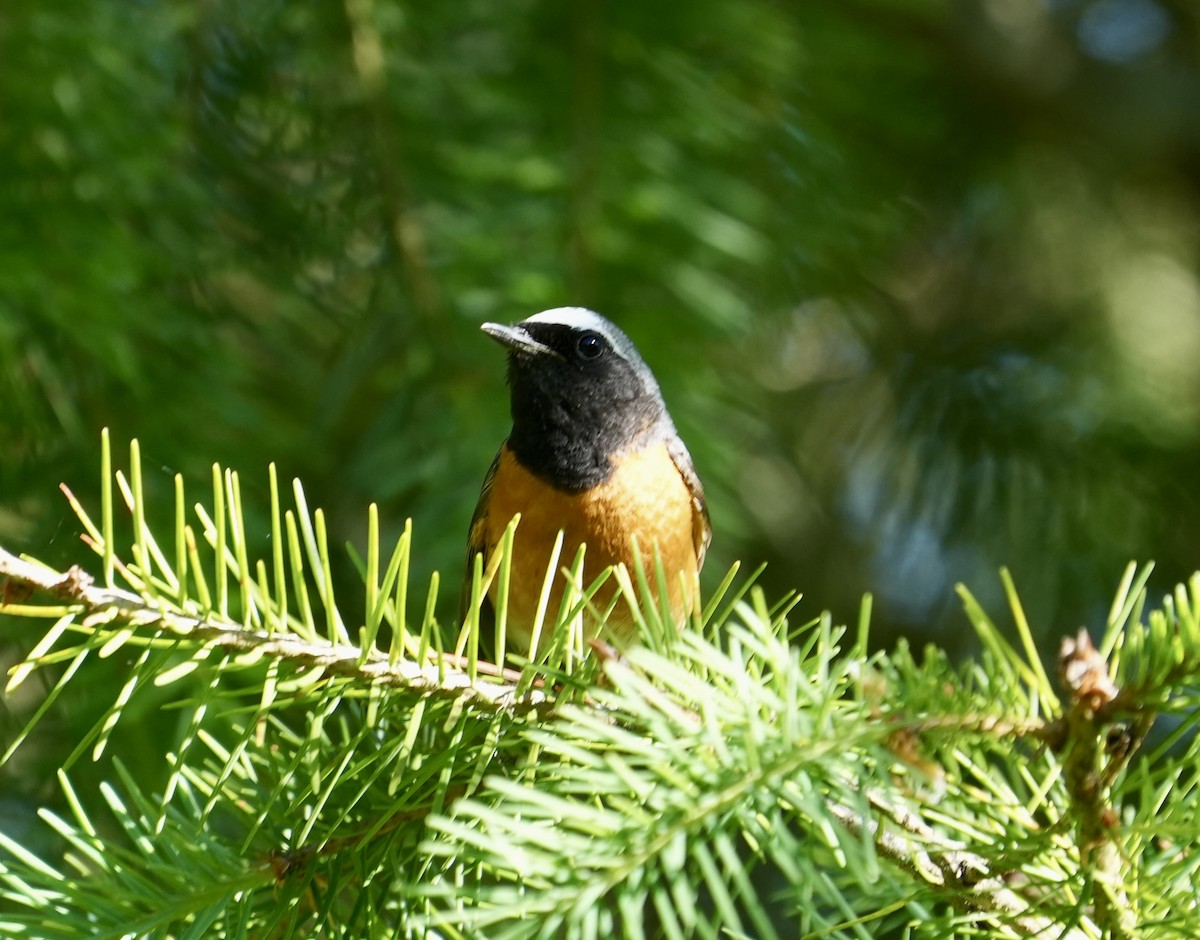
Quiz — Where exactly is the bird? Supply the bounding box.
[464,307,711,655]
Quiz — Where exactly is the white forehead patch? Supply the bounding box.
[524,307,613,333]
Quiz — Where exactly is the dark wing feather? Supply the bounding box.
[666,435,711,569]
[460,448,501,634]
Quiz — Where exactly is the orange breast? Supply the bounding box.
[482,443,700,652]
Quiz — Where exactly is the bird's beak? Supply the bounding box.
[480,322,561,359]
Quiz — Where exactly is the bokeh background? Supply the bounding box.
[3,0,1199,812]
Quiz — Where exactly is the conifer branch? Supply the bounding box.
[4,438,1200,937]
[826,797,1092,940]
[1052,630,1139,939]
[0,545,544,713]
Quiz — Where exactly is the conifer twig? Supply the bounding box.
[1053,629,1139,939]
[0,545,545,713]
[827,797,1092,940]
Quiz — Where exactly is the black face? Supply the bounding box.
[500,320,669,491]
[499,321,615,364]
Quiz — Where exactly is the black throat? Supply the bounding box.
[505,361,664,492]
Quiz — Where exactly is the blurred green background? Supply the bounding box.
[2,0,1199,813]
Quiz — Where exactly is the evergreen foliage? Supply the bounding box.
[4,4,1200,936]
[1,439,1197,937]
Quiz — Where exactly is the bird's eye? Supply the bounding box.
[576,332,606,361]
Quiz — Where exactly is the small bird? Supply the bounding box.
[465,307,711,654]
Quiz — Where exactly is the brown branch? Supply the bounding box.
[0,545,547,715]
[1054,629,1139,939]
[828,795,1094,939]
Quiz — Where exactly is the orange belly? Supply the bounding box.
[482,443,700,652]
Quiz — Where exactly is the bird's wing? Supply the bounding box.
[666,435,711,570]
[460,448,501,632]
